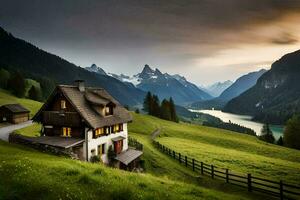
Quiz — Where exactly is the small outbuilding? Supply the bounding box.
[0,104,30,124]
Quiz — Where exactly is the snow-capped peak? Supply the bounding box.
[85,64,107,75]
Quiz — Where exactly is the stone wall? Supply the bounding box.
[9,133,79,159]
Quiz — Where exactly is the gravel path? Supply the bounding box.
[0,120,33,141]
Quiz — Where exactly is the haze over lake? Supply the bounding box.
[190,110,284,139]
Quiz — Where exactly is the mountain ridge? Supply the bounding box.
[190,69,266,109]
[0,26,145,106]
[223,49,300,124]
[109,64,212,105]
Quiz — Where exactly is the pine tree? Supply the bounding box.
[160,99,171,120]
[169,97,178,122]
[143,91,152,114]
[152,95,161,117]
[259,123,275,143]
[276,136,284,146]
[7,71,26,97]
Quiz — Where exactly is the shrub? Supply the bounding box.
[107,146,116,166]
[90,155,101,163]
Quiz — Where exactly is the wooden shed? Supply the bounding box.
[0,104,30,124]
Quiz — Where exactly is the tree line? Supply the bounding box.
[0,68,55,101]
[203,120,256,136]
[143,92,178,123]
[259,115,300,150]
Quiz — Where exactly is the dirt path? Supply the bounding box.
[151,129,161,140]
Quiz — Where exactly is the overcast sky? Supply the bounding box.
[1,0,300,85]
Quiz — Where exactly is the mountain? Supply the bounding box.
[85,64,107,75]
[190,69,266,109]
[223,50,300,124]
[110,65,212,105]
[0,26,145,106]
[203,80,233,97]
[219,69,267,101]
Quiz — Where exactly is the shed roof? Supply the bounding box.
[115,149,143,165]
[1,104,30,113]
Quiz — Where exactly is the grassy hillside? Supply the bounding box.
[0,140,260,200]
[3,89,293,199]
[128,113,300,185]
[0,89,42,117]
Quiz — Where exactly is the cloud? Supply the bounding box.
[270,33,298,45]
[1,0,300,85]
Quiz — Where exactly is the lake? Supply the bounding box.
[190,109,284,139]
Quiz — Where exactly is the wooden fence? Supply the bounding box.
[153,140,300,200]
[128,137,143,151]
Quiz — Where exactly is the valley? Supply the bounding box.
[191,109,284,138]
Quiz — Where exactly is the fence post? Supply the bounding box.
[247,174,252,192]
[179,153,181,163]
[173,151,175,159]
[169,149,171,155]
[192,159,195,171]
[211,165,214,179]
[226,169,229,183]
[201,162,203,175]
[185,156,187,167]
[280,180,283,200]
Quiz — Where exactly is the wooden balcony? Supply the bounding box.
[42,111,81,127]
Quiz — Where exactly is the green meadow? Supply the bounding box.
[1,89,298,199]
[129,113,300,185]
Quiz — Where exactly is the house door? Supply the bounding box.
[114,140,123,154]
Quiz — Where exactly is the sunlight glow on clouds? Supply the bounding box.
[1,1,300,85]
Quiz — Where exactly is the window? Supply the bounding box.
[105,106,113,116]
[61,100,66,109]
[112,124,121,133]
[95,128,104,138]
[62,127,71,137]
[104,126,110,134]
[97,144,106,155]
[119,124,123,131]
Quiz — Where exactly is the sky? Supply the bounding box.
[1,0,300,85]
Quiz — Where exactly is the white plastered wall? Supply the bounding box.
[83,123,128,163]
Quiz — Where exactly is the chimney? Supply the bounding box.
[75,80,85,92]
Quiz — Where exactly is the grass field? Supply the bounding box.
[0,89,42,118]
[128,113,300,185]
[0,140,261,200]
[2,89,297,199]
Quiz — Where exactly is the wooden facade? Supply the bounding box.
[41,94,85,138]
[0,104,30,124]
[33,82,141,170]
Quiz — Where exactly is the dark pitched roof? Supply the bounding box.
[33,85,132,129]
[1,104,30,113]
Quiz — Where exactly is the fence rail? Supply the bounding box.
[128,137,143,151]
[152,140,300,200]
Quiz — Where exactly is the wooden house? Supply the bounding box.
[33,80,142,170]
[0,104,30,124]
